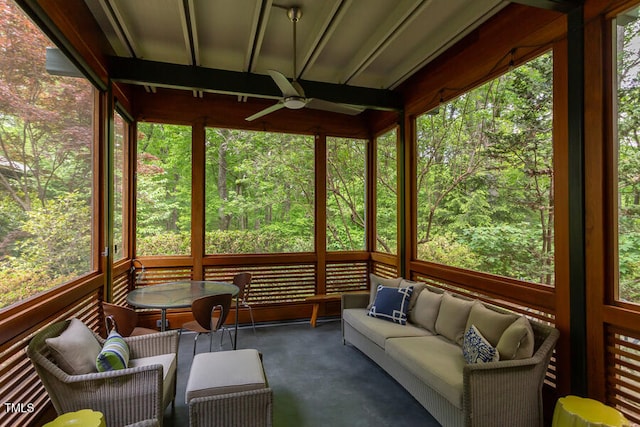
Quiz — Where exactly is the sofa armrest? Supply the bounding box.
[341,292,370,311]
[462,325,559,426]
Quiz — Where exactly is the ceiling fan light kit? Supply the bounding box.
[283,97,306,109]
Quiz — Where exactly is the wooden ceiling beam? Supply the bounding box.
[108,56,402,110]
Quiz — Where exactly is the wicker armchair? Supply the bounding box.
[26,320,179,427]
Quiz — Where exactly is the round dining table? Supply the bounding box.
[126,280,240,349]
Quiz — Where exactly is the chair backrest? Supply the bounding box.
[191,293,232,331]
[102,302,139,337]
[26,320,75,413]
[233,272,252,302]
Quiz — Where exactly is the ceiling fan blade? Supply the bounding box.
[245,102,286,121]
[305,98,365,116]
[267,70,303,98]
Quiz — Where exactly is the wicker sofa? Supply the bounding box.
[341,279,559,427]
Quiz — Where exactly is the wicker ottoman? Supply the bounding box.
[185,349,273,427]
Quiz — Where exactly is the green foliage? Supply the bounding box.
[0,192,91,307]
[617,17,640,303]
[376,129,398,254]
[415,52,555,285]
[326,137,366,251]
[417,235,480,270]
[136,123,192,255]
[205,229,313,254]
[202,128,315,253]
[0,0,94,308]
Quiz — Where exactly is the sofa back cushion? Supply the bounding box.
[399,279,426,314]
[367,273,402,309]
[435,293,474,345]
[465,302,518,347]
[409,288,443,332]
[496,316,535,359]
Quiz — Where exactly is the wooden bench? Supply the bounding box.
[305,294,342,327]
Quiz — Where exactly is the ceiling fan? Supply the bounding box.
[245,6,365,122]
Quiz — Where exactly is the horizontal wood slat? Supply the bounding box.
[112,270,131,305]
[371,261,399,278]
[326,261,368,294]
[204,264,316,304]
[606,327,640,424]
[135,267,193,286]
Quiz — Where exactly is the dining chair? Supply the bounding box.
[232,272,256,333]
[182,293,233,355]
[102,302,157,337]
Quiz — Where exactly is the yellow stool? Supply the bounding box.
[44,409,106,427]
[552,395,630,427]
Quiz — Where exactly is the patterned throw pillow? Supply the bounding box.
[96,330,130,372]
[368,285,414,325]
[463,325,499,364]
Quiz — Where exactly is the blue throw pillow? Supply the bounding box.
[96,330,130,372]
[463,325,499,364]
[368,285,413,325]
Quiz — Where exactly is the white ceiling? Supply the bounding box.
[85,0,508,94]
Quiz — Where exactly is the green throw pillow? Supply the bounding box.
[96,330,130,372]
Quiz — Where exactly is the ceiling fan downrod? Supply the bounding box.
[287,7,302,81]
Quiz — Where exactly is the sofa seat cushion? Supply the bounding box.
[386,335,465,409]
[343,308,433,349]
[130,353,176,404]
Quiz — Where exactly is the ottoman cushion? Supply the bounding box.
[186,349,266,403]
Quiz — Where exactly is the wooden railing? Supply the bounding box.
[0,276,103,426]
[606,326,640,424]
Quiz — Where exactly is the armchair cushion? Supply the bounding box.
[96,330,130,372]
[130,353,177,407]
[45,318,101,375]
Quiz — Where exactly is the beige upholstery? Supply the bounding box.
[27,320,179,427]
[186,349,266,401]
[186,349,273,427]
[342,308,432,348]
[386,335,466,408]
[342,290,559,427]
